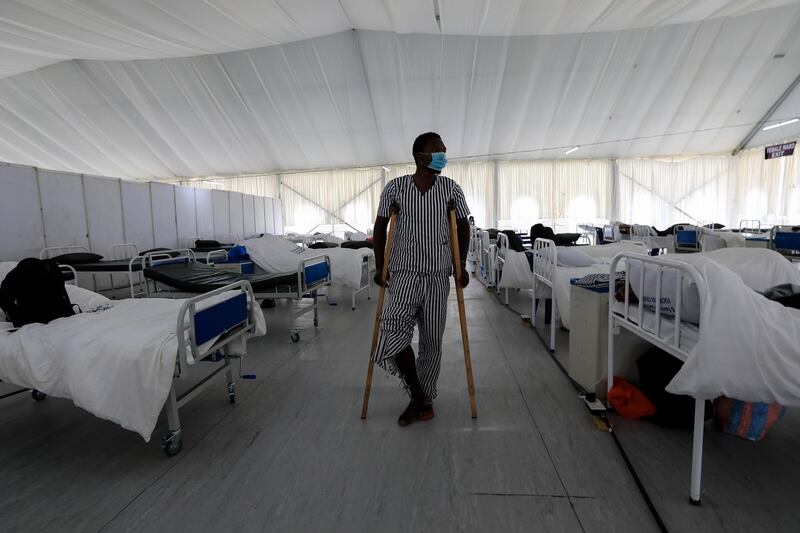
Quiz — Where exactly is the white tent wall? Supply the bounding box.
[193,189,214,242]
[0,163,278,266]
[38,170,91,251]
[120,182,156,253]
[228,192,245,241]
[243,195,256,239]
[211,190,231,242]
[150,182,179,250]
[174,186,198,247]
[254,196,266,235]
[0,165,45,260]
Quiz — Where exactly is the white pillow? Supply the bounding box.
[627,261,701,325]
[556,248,595,267]
[65,285,111,311]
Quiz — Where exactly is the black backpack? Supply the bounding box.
[0,258,76,328]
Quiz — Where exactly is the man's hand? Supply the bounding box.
[374,271,389,287]
[458,264,469,288]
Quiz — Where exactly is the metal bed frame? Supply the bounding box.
[738,219,763,234]
[40,244,151,298]
[531,238,558,351]
[209,243,372,311]
[351,253,373,310]
[143,249,331,343]
[602,224,621,243]
[8,280,258,456]
[769,225,800,261]
[531,238,649,352]
[161,280,258,455]
[477,230,497,288]
[607,252,708,504]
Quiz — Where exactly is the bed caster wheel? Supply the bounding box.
[161,432,182,457]
[314,318,319,327]
[291,332,300,343]
[689,497,701,506]
[227,383,236,404]
[31,390,47,401]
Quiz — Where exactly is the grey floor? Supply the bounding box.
[0,281,796,532]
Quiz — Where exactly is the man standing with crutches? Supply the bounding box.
[369,132,472,427]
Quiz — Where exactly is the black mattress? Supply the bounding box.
[71,259,144,272]
[144,262,298,293]
[191,244,235,253]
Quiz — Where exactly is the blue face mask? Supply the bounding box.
[427,152,447,172]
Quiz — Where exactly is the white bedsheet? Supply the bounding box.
[665,257,800,405]
[497,242,647,329]
[241,235,373,290]
[677,248,800,291]
[0,264,266,441]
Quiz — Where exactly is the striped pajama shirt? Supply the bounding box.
[372,174,470,401]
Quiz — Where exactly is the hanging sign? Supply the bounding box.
[765,141,796,160]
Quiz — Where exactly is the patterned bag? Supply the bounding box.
[714,396,786,442]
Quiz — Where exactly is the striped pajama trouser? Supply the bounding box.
[372,270,450,401]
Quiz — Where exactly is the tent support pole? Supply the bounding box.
[732,70,800,156]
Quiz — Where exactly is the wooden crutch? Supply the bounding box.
[360,208,398,419]
[449,205,478,418]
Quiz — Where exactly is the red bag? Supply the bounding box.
[608,377,657,420]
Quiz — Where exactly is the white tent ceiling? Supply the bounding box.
[0,0,799,178]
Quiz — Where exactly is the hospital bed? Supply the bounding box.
[530,239,648,351]
[0,269,264,456]
[240,235,373,310]
[770,225,800,261]
[606,250,800,504]
[40,243,161,298]
[142,249,331,342]
[631,224,674,254]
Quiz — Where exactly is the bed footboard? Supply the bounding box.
[607,252,708,504]
[162,280,257,456]
[531,238,557,351]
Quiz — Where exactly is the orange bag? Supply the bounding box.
[608,377,657,420]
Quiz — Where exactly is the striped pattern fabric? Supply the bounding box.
[372,174,470,400]
[714,396,786,441]
[572,272,626,289]
[373,272,450,400]
[377,175,470,276]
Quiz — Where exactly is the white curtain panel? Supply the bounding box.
[733,147,800,225]
[178,143,797,234]
[497,159,613,231]
[281,166,383,234]
[617,156,734,228]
